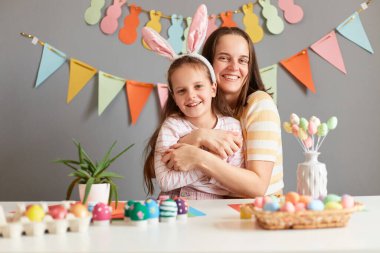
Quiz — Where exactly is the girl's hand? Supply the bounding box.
[162,143,203,172]
[179,129,242,159]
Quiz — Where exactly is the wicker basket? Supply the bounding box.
[252,203,362,230]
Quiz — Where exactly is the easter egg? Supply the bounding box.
[290,113,300,125]
[323,194,341,204]
[263,196,272,206]
[317,123,329,137]
[298,128,308,141]
[263,202,280,212]
[292,124,299,136]
[295,202,306,211]
[48,205,67,220]
[327,116,338,130]
[303,136,313,149]
[299,195,312,205]
[308,121,317,135]
[325,202,343,210]
[145,198,160,219]
[124,200,136,218]
[341,195,355,209]
[129,202,148,221]
[25,205,45,222]
[285,192,300,205]
[299,117,309,131]
[283,122,292,133]
[280,202,295,212]
[70,203,90,218]
[307,199,324,211]
[310,116,321,127]
[254,196,264,208]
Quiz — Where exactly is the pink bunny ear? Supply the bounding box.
[187,4,208,54]
[141,27,178,60]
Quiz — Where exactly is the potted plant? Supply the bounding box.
[54,140,134,207]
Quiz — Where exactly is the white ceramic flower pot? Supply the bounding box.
[78,183,110,204]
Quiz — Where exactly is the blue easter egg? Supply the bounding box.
[307,199,325,211]
[263,202,280,212]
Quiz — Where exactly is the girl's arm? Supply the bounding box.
[154,118,208,192]
[179,128,243,159]
[163,144,273,197]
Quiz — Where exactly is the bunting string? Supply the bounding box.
[21,1,374,125]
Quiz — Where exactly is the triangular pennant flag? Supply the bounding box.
[310,31,347,74]
[156,83,169,110]
[336,12,374,54]
[260,64,278,104]
[280,49,316,93]
[35,43,66,87]
[126,80,154,125]
[98,71,126,115]
[67,59,97,103]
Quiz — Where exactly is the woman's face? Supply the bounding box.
[212,34,249,105]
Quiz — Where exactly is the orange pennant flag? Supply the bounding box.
[126,80,154,125]
[280,49,316,93]
[67,58,97,103]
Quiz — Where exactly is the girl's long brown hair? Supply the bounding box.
[202,27,271,117]
[143,56,232,195]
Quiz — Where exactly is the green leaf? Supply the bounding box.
[68,171,90,179]
[96,141,117,174]
[82,178,95,205]
[109,181,118,208]
[54,159,81,165]
[73,140,95,167]
[66,177,81,200]
[97,171,124,179]
[108,143,134,165]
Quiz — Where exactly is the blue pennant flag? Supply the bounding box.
[336,12,374,54]
[35,43,67,88]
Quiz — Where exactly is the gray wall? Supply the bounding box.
[1,0,379,201]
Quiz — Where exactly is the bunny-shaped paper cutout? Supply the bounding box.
[141,4,216,83]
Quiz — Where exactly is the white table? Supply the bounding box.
[0,196,379,252]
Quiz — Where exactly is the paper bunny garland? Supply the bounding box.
[142,4,216,83]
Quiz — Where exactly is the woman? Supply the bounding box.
[162,27,284,198]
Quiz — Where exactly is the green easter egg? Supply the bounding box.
[323,194,341,204]
[129,202,148,221]
[299,117,309,131]
[317,123,328,137]
[327,116,338,130]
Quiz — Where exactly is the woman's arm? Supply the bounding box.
[179,129,243,159]
[163,144,273,197]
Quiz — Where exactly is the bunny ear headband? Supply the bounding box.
[141,4,216,83]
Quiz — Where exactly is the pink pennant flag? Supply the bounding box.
[310,31,347,74]
[156,83,169,110]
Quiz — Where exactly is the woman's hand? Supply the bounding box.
[179,129,242,159]
[162,143,204,172]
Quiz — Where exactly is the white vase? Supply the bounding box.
[297,151,327,199]
[78,183,110,204]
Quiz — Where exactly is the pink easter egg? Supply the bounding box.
[280,202,295,212]
[254,196,264,208]
[295,202,306,211]
[341,195,355,209]
[308,121,317,135]
[263,196,272,206]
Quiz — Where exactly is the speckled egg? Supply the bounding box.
[48,205,67,220]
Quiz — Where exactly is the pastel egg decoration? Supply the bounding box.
[46,204,69,234]
[307,199,325,211]
[124,200,136,222]
[280,202,295,212]
[0,206,23,238]
[23,204,46,236]
[175,197,188,221]
[341,195,355,209]
[67,202,92,232]
[129,202,149,227]
[285,192,300,205]
[145,198,160,224]
[254,196,264,208]
[323,194,341,205]
[92,203,112,226]
[325,201,343,210]
[159,199,178,223]
[263,202,280,212]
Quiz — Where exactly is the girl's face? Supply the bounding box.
[171,64,216,126]
[212,34,249,105]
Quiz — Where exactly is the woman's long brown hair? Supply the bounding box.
[202,27,271,117]
[143,56,232,195]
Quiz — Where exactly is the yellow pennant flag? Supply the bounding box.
[67,58,97,103]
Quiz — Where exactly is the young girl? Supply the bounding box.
[162,27,284,198]
[142,5,244,199]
